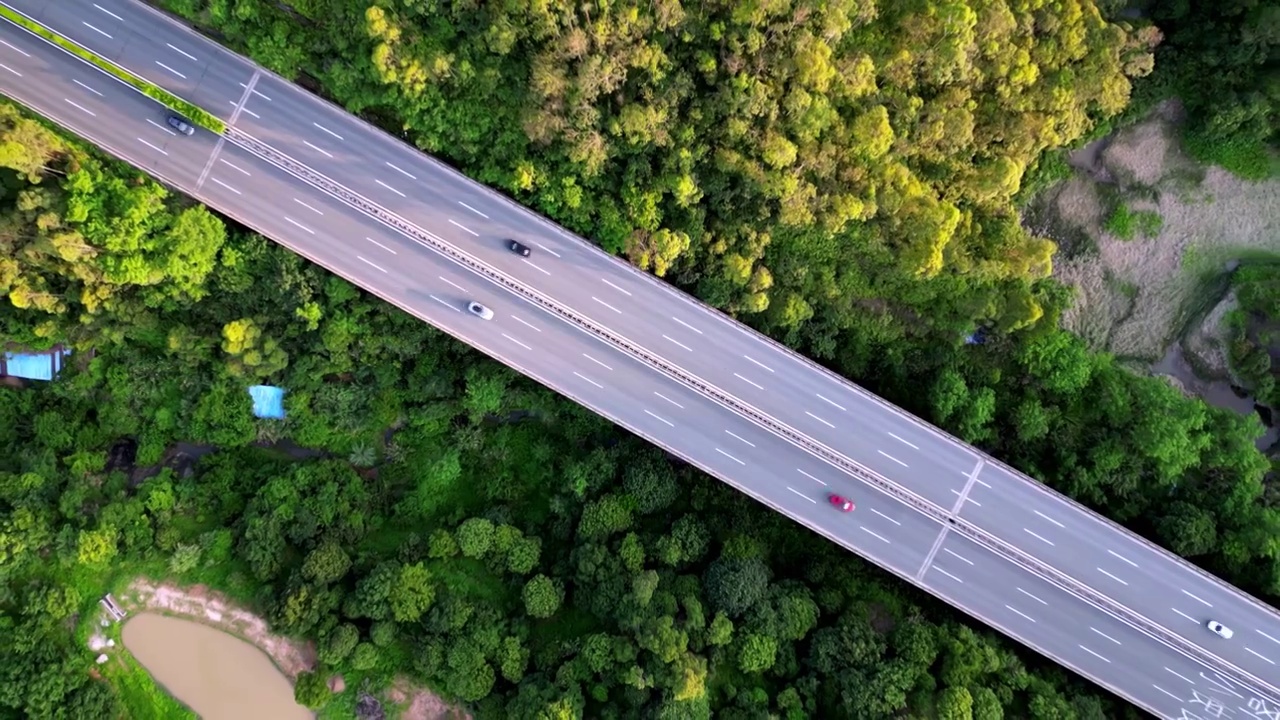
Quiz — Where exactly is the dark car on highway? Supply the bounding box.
[166,114,195,136]
[506,239,531,257]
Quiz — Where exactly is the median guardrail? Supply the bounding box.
[2,2,1273,704]
[224,127,1280,704]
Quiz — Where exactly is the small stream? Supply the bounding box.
[1152,343,1280,452]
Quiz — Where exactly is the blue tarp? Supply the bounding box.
[2,349,71,381]
[248,385,286,419]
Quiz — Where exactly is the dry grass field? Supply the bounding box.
[1044,102,1280,368]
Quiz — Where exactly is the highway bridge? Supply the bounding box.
[0,2,1277,716]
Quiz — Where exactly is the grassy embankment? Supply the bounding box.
[0,7,224,133]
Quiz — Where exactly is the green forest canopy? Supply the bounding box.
[1,0,1278,717]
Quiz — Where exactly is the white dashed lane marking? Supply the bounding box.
[644,410,674,427]
[357,256,386,273]
[797,469,826,486]
[805,411,834,429]
[878,450,908,468]
[787,487,815,503]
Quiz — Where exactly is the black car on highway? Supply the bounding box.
[506,239,531,257]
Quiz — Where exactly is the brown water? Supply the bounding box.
[121,613,314,720]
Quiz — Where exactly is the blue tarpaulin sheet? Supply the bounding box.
[3,349,70,381]
[248,385,286,419]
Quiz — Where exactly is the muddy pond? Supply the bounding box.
[121,613,314,720]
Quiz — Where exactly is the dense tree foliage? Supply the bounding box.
[161,0,1159,340]
[1133,0,1280,178]
[0,0,1276,714]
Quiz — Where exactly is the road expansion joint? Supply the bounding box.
[222,126,1280,705]
[9,8,1274,701]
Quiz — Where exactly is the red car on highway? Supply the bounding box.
[828,494,855,512]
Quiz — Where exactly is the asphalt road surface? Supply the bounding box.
[2,4,1280,718]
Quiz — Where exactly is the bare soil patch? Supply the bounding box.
[116,579,316,677]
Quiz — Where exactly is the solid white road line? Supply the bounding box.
[1017,588,1048,605]
[283,217,314,234]
[1090,627,1122,645]
[664,335,693,352]
[1006,605,1037,623]
[155,61,186,79]
[975,478,992,488]
[375,179,406,197]
[147,118,176,135]
[861,526,891,544]
[512,316,542,333]
[313,122,344,140]
[525,260,551,276]
[1107,549,1139,568]
[166,43,197,62]
[797,468,827,486]
[502,333,531,351]
[715,448,745,465]
[743,355,774,372]
[878,450,908,468]
[1097,568,1128,586]
[672,316,703,334]
[357,256,386,273]
[448,219,478,236]
[733,372,763,390]
[303,140,332,158]
[458,201,487,217]
[654,392,684,409]
[592,296,622,314]
[366,237,396,254]
[1077,645,1110,663]
[601,279,632,296]
[725,430,755,447]
[787,487,815,503]
[1171,608,1199,623]
[1246,647,1276,664]
[386,162,416,179]
[1034,510,1065,528]
[64,98,95,116]
[220,158,250,175]
[1181,589,1212,607]
[1152,685,1181,702]
[73,79,102,96]
[0,63,20,76]
[644,410,674,427]
[437,276,465,292]
[934,568,964,584]
[572,371,603,389]
[93,3,124,21]
[870,508,901,525]
[136,138,167,156]
[534,242,561,257]
[582,354,612,371]
[83,22,113,39]
[950,489,980,506]
[428,294,459,312]
[293,198,324,215]
[1023,528,1055,546]
[1164,667,1195,684]
[805,411,835,429]
[210,178,240,194]
[887,432,919,449]
[816,393,846,411]
[944,548,974,565]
